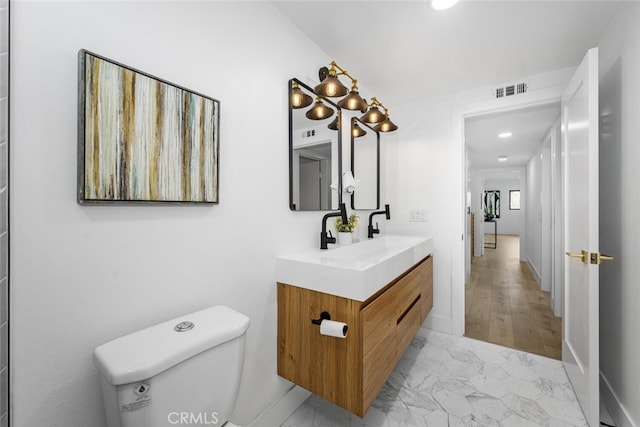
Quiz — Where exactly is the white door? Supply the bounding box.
[562,48,604,426]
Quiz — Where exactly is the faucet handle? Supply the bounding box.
[327,230,334,238]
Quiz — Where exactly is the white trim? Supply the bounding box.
[423,314,453,334]
[526,258,541,285]
[455,86,565,337]
[246,386,311,427]
[601,371,637,427]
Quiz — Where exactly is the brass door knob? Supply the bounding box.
[590,252,615,265]
[566,250,589,264]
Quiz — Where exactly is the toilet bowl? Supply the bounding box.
[93,305,250,427]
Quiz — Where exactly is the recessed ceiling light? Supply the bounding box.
[430,0,459,11]
[498,156,508,162]
[498,132,512,139]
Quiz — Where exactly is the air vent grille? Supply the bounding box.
[494,82,529,99]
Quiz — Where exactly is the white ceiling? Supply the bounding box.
[272,1,621,106]
[465,102,560,169]
[274,0,621,172]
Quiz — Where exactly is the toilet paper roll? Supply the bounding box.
[320,319,348,338]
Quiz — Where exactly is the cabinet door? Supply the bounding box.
[361,288,397,412]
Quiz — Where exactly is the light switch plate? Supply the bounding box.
[409,209,427,222]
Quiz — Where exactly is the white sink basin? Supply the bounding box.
[276,235,433,301]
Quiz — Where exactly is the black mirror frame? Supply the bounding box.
[288,78,342,211]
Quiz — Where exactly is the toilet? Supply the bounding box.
[93,305,250,427]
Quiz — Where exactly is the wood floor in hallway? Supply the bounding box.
[465,234,562,360]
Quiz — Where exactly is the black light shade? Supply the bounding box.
[290,83,313,109]
[352,123,367,138]
[327,116,340,131]
[306,98,334,120]
[314,75,349,98]
[374,116,398,132]
[361,106,385,124]
[337,90,368,111]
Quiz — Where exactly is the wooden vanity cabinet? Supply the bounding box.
[277,255,433,417]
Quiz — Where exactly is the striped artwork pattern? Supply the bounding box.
[82,52,219,203]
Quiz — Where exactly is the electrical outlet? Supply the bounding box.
[409,209,427,222]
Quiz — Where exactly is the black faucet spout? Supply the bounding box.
[321,203,348,249]
[368,204,391,239]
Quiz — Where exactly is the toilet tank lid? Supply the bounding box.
[93,305,250,386]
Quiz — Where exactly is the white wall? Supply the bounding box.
[598,3,640,426]
[386,67,572,335]
[10,2,334,426]
[483,179,520,236]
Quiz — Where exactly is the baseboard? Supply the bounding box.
[526,258,541,284]
[423,313,452,334]
[246,385,311,427]
[600,371,637,427]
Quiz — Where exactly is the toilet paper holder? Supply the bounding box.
[311,311,332,325]
[311,311,349,337]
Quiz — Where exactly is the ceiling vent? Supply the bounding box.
[494,81,529,99]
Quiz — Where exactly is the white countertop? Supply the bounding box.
[276,235,433,302]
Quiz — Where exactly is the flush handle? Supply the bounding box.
[174,321,195,332]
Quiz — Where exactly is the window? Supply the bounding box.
[509,190,521,210]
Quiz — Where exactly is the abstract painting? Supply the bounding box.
[78,50,220,204]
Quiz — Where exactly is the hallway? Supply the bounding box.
[465,235,562,359]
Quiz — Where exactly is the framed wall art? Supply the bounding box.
[77,50,220,204]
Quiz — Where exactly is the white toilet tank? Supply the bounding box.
[93,305,250,427]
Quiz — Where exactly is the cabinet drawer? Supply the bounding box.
[397,295,422,360]
[400,267,422,315]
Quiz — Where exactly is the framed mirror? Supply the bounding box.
[289,78,342,211]
[350,117,379,210]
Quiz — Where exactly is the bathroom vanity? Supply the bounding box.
[276,235,433,417]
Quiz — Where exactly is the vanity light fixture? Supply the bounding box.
[313,61,366,104]
[352,122,367,138]
[290,81,313,109]
[327,116,340,131]
[498,156,508,162]
[498,132,513,139]
[362,97,397,132]
[430,0,459,11]
[360,104,385,124]
[305,97,335,120]
[314,63,349,98]
[314,61,398,131]
[315,61,368,113]
[374,114,399,133]
[338,90,368,112]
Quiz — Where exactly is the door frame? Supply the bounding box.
[453,86,565,336]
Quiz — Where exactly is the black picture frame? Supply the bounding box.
[483,190,500,219]
[78,50,220,204]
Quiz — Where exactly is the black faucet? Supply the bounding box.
[320,203,348,250]
[368,204,391,239]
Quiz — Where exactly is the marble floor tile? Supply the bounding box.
[281,329,589,427]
